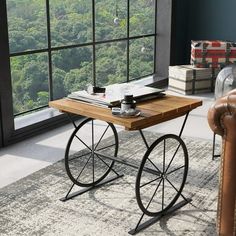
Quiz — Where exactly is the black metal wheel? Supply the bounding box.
[65,118,118,187]
[135,134,188,217]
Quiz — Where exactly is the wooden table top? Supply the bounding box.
[49,94,202,131]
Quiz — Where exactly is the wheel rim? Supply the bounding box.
[65,118,118,187]
[136,134,188,217]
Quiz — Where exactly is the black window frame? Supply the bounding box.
[0,0,173,147]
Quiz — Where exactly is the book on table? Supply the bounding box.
[67,83,165,108]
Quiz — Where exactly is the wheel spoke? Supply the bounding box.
[75,154,92,181]
[94,125,110,151]
[147,158,162,173]
[165,177,181,195]
[166,165,185,176]
[94,153,110,169]
[165,143,181,174]
[69,152,91,162]
[163,139,166,172]
[96,143,116,152]
[145,178,163,211]
[140,176,162,188]
[142,166,161,176]
[75,134,92,151]
[95,153,119,176]
[162,139,166,210]
[162,179,165,210]
[92,120,95,183]
[166,177,188,202]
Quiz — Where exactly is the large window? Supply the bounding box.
[8,0,157,116]
[0,0,172,146]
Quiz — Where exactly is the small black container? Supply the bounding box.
[121,95,136,112]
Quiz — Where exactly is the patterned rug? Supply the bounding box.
[0,131,220,236]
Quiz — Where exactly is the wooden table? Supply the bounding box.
[49,94,202,130]
[49,94,202,234]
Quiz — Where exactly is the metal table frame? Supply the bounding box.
[60,111,191,235]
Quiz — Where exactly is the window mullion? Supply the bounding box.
[46,0,53,101]
[0,0,15,147]
[92,0,96,86]
[154,0,158,74]
[155,0,172,79]
[127,0,130,82]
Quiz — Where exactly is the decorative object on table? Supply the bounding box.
[168,65,220,95]
[112,94,140,117]
[112,95,140,117]
[111,107,141,118]
[121,95,136,112]
[111,107,122,115]
[86,84,106,95]
[191,40,236,68]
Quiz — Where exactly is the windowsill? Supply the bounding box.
[131,75,167,87]
[14,75,167,130]
[15,107,62,130]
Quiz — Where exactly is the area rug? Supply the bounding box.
[0,131,220,236]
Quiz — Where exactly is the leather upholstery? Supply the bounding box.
[208,89,236,236]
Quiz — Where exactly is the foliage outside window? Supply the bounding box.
[7,0,156,116]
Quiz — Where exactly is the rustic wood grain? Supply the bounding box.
[49,95,202,130]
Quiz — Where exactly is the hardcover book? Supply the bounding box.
[67,83,165,107]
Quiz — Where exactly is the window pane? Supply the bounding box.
[11,53,49,115]
[50,0,93,47]
[129,37,155,79]
[95,0,127,41]
[130,0,155,37]
[96,42,127,86]
[52,46,93,99]
[7,0,47,53]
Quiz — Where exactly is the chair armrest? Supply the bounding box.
[208,89,236,138]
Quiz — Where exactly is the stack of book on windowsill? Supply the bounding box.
[168,65,220,95]
[67,83,165,108]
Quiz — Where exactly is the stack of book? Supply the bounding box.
[67,83,165,108]
[67,90,119,108]
[168,65,220,95]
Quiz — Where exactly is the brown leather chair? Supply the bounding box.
[208,89,236,236]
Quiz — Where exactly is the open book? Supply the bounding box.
[67,83,165,108]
